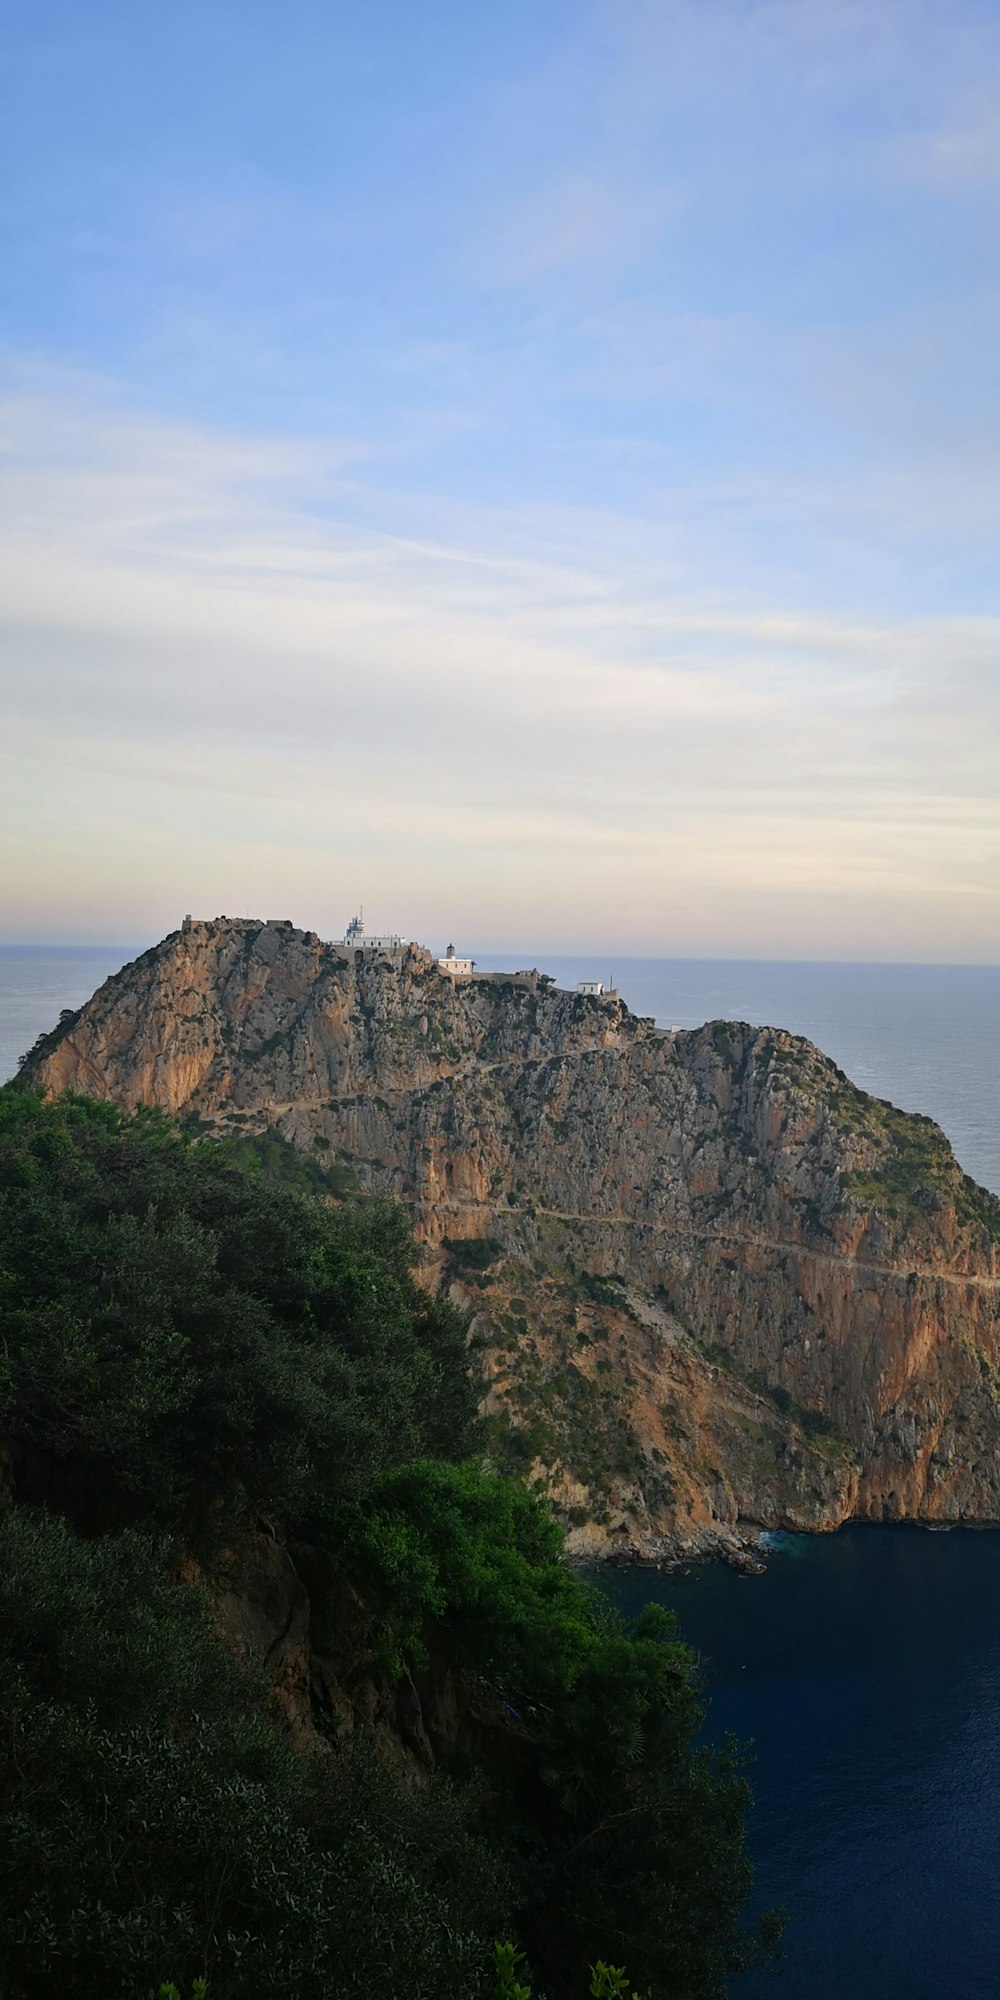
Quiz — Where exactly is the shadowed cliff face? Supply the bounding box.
[23,917,1000,1558]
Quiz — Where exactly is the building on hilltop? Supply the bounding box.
[437,942,476,978]
[334,911,406,955]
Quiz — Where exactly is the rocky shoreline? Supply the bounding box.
[589,1529,769,1577]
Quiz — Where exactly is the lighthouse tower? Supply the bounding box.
[437,942,476,978]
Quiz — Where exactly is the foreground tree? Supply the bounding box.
[0,1085,782,1998]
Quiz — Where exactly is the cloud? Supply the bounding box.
[1,360,999,958]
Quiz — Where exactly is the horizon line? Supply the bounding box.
[1,938,999,972]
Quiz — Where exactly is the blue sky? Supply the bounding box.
[3,0,1000,955]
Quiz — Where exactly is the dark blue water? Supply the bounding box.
[603,1530,1000,1998]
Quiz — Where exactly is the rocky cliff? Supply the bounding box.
[22,916,1000,1559]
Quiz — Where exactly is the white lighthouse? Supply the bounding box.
[437,942,476,979]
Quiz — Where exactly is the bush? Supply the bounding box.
[0,1083,779,2000]
[0,1506,508,2000]
[330,1457,600,1689]
[0,1087,477,1537]
[443,1235,505,1271]
[493,1945,646,1999]
[331,1461,783,1998]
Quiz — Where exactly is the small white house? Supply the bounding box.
[438,942,476,978]
[576,979,605,997]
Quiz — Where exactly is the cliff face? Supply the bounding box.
[23,916,1000,1558]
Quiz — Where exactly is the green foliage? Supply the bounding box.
[573,1271,629,1309]
[589,1967,643,2000]
[0,1086,476,1536]
[332,1463,783,1997]
[0,1506,507,2000]
[494,1940,534,2000]
[331,1457,604,1693]
[698,1340,851,1462]
[215,1122,358,1196]
[444,1235,505,1271]
[497,1342,646,1504]
[492,1941,646,1999]
[829,1089,1000,1238]
[0,1083,778,2000]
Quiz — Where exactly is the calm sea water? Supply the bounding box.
[0,946,147,1085]
[4,946,1000,1993]
[604,1530,1000,2000]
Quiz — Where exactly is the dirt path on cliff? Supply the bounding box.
[420,1200,1000,1293]
[253,1053,1000,1294]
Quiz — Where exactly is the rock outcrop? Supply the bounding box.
[22,916,1000,1559]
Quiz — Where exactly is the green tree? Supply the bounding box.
[0,1086,476,1537]
[0,1081,780,2000]
[0,1506,507,2000]
[331,1459,784,1998]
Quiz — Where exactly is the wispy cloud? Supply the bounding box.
[5,3,1000,955]
[2,363,999,957]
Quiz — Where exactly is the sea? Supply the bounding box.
[3,944,1000,1996]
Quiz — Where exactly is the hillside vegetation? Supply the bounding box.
[0,1084,781,2000]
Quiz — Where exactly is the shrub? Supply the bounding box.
[0,1507,507,2000]
[0,1083,779,2000]
[0,1087,477,1537]
[330,1462,784,1998]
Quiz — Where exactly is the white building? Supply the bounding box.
[437,942,476,978]
[577,979,605,997]
[334,912,406,953]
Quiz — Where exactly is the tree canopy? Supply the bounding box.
[0,1085,781,1999]
[0,1085,476,1534]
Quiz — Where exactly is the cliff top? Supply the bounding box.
[21,913,1000,1261]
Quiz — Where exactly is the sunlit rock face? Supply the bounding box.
[24,916,1000,1560]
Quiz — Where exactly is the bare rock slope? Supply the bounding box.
[23,917,1000,1559]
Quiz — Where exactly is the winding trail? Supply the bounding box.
[409,1198,1000,1294]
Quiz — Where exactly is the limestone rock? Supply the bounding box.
[23,916,1000,1556]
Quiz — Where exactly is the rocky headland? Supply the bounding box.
[22,916,1000,1562]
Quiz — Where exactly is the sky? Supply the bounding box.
[3,0,1000,959]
